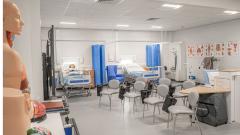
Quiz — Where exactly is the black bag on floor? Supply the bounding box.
[162,95,177,113]
[140,80,154,103]
[147,80,154,90]
[119,84,127,100]
[162,84,177,113]
[197,93,228,126]
[141,90,151,103]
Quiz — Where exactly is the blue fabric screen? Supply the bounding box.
[146,44,161,68]
[106,65,124,83]
[106,65,117,81]
[146,45,153,67]
[92,45,106,86]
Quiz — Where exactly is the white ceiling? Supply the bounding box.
[40,0,240,31]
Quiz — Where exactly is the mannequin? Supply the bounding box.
[3,1,33,135]
[3,0,28,90]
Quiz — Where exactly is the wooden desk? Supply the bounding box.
[180,85,232,124]
[180,86,230,95]
[221,68,240,72]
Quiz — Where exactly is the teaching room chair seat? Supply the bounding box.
[152,78,171,96]
[168,91,203,135]
[173,80,196,105]
[123,81,146,113]
[143,84,169,123]
[99,79,120,111]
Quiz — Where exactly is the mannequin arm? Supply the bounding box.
[20,65,29,90]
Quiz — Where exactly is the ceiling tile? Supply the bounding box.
[41,0,240,31]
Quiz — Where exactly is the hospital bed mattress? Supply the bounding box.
[129,71,159,78]
[63,72,90,87]
[64,77,90,86]
[123,63,159,79]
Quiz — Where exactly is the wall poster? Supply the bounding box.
[215,42,225,57]
[196,44,204,57]
[186,41,240,58]
[187,44,195,57]
[210,43,215,56]
[227,41,239,56]
[204,43,211,57]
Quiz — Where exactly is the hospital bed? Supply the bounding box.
[61,70,91,97]
[122,63,160,80]
[60,57,91,97]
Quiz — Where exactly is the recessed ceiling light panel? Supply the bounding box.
[95,0,125,4]
[116,24,129,27]
[60,21,77,25]
[224,10,239,15]
[151,25,163,29]
[162,4,183,9]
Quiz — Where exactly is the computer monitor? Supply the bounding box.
[203,70,219,86]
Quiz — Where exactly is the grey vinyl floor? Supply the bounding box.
[66,89,240,135]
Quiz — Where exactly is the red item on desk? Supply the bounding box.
[31,101,46,122]
[42,102,64,110]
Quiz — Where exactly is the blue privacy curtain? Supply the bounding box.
[146,44,161,68]
[92,45,106,86]
[106,65,117,81]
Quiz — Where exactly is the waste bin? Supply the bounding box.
[64,124,72,135]
[64,117,80,135]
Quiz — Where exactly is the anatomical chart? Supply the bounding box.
[204,43,215,56]
[187,45,195,57]
[196,44,204,57]
[210,43,215,56]
[215,43,225,57]
[204,43,211,56]
[227,41,239,56]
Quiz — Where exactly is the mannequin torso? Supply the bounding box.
[3,43,24,89]
[3,0,28,90]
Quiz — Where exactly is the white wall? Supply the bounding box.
[173,19,240,82]
[12,0,42,100]
[41,28,173,67]
[115,31,172,65]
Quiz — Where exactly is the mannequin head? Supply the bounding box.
[3,0,24,35]
[3,0,24,47]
